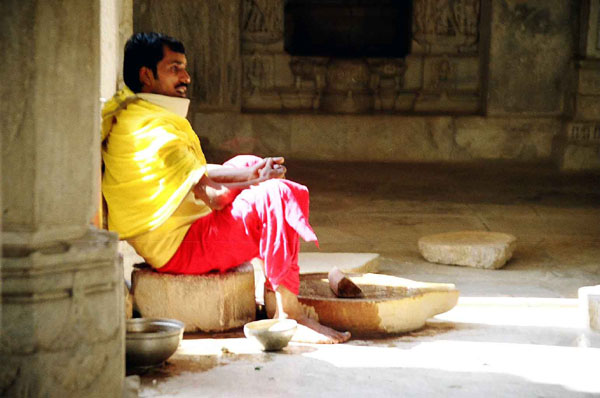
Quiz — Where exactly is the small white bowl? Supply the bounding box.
[244,319,297,351]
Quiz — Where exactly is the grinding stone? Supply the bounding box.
[267,273,459,336]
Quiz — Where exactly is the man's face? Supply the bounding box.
[141,46,191,98]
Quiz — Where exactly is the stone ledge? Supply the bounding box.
[131,264,256,332]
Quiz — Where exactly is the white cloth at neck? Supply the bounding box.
[137,93,190,118]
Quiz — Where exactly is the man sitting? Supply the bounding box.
[101,32,350,344]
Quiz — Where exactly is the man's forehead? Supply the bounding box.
[162,46,187,65]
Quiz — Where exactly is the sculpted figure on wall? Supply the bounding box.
[242,0,284,43]
[413,0,480,52]
[244,55,268,96]
[289,57,327,109]
[368,60,407,111]
[432,58,456,91]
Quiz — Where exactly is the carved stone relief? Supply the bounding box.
[243,55,271,95]
[367,60,407,111]
[416,55,480,113]
[288,57,327,109]
[568,123,600,143]
[242,0,284,44]
[413,0,480,53]
[240,0,481,114]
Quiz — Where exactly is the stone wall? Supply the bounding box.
[487,0,576,116]
[194,113,558,162]
[133,0,600,171]
[134,0,242,112]
[238,0,482,114]
[560,0,600,171]
[1,0,125,396]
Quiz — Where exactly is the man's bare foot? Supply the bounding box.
[292,318,351,344]
[273,286,351,344]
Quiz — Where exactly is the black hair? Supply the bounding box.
[123,32,186,92]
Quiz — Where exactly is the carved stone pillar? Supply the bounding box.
[561,0,600,171]
[0,0,124,396]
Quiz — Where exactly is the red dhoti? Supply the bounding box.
[157,155,318,295]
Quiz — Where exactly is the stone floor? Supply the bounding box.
[128,160,600,398]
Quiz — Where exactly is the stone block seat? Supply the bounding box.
[131,263,256,333]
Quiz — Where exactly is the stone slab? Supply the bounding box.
[561,143,600,171]
[131,264,256,332]
[578,285,600,331]
[418,231,517,269]
[298,252,380,274]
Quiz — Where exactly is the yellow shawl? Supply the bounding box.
[101,87,207,238]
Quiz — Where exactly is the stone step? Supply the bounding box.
[131,263,256,333]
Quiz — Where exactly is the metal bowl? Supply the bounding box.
[126,318,184,368]
[244,319,297,351]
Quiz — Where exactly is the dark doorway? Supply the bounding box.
[284,0,413,58]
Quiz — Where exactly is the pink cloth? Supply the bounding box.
[157,155,318,295]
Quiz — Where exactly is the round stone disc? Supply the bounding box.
[418,231,517,269]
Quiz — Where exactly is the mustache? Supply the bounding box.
[176,83,189,89]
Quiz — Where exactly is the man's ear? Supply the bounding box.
[138,66,154,89]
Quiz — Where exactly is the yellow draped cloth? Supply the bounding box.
[101,87,207,239]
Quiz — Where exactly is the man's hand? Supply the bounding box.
[206,157,286,183]
[196,157,286,210]
[252,157,286,181]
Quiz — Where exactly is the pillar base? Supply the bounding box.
[0,228,124,397]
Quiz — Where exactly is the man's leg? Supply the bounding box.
[161,158,350,343]
[274,285,351,344]
[234,178,350,343]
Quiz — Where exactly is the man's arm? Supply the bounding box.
[207,157,285,183]
[193,157,286,210]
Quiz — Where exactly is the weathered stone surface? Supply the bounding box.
[578,285,600,331]
[561,144,600,171]
[487,0,575,115]
[418,231,517,269]
[454,117,558,160]
[134,0,241,112]
[266,273,459,336]
[1,229,123,397]
[1,0,102,248]
[574,94,600,121]
[581,0,600,58]
[125,282,133,319]
[131,264,256,332]
[195,113,558,163]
